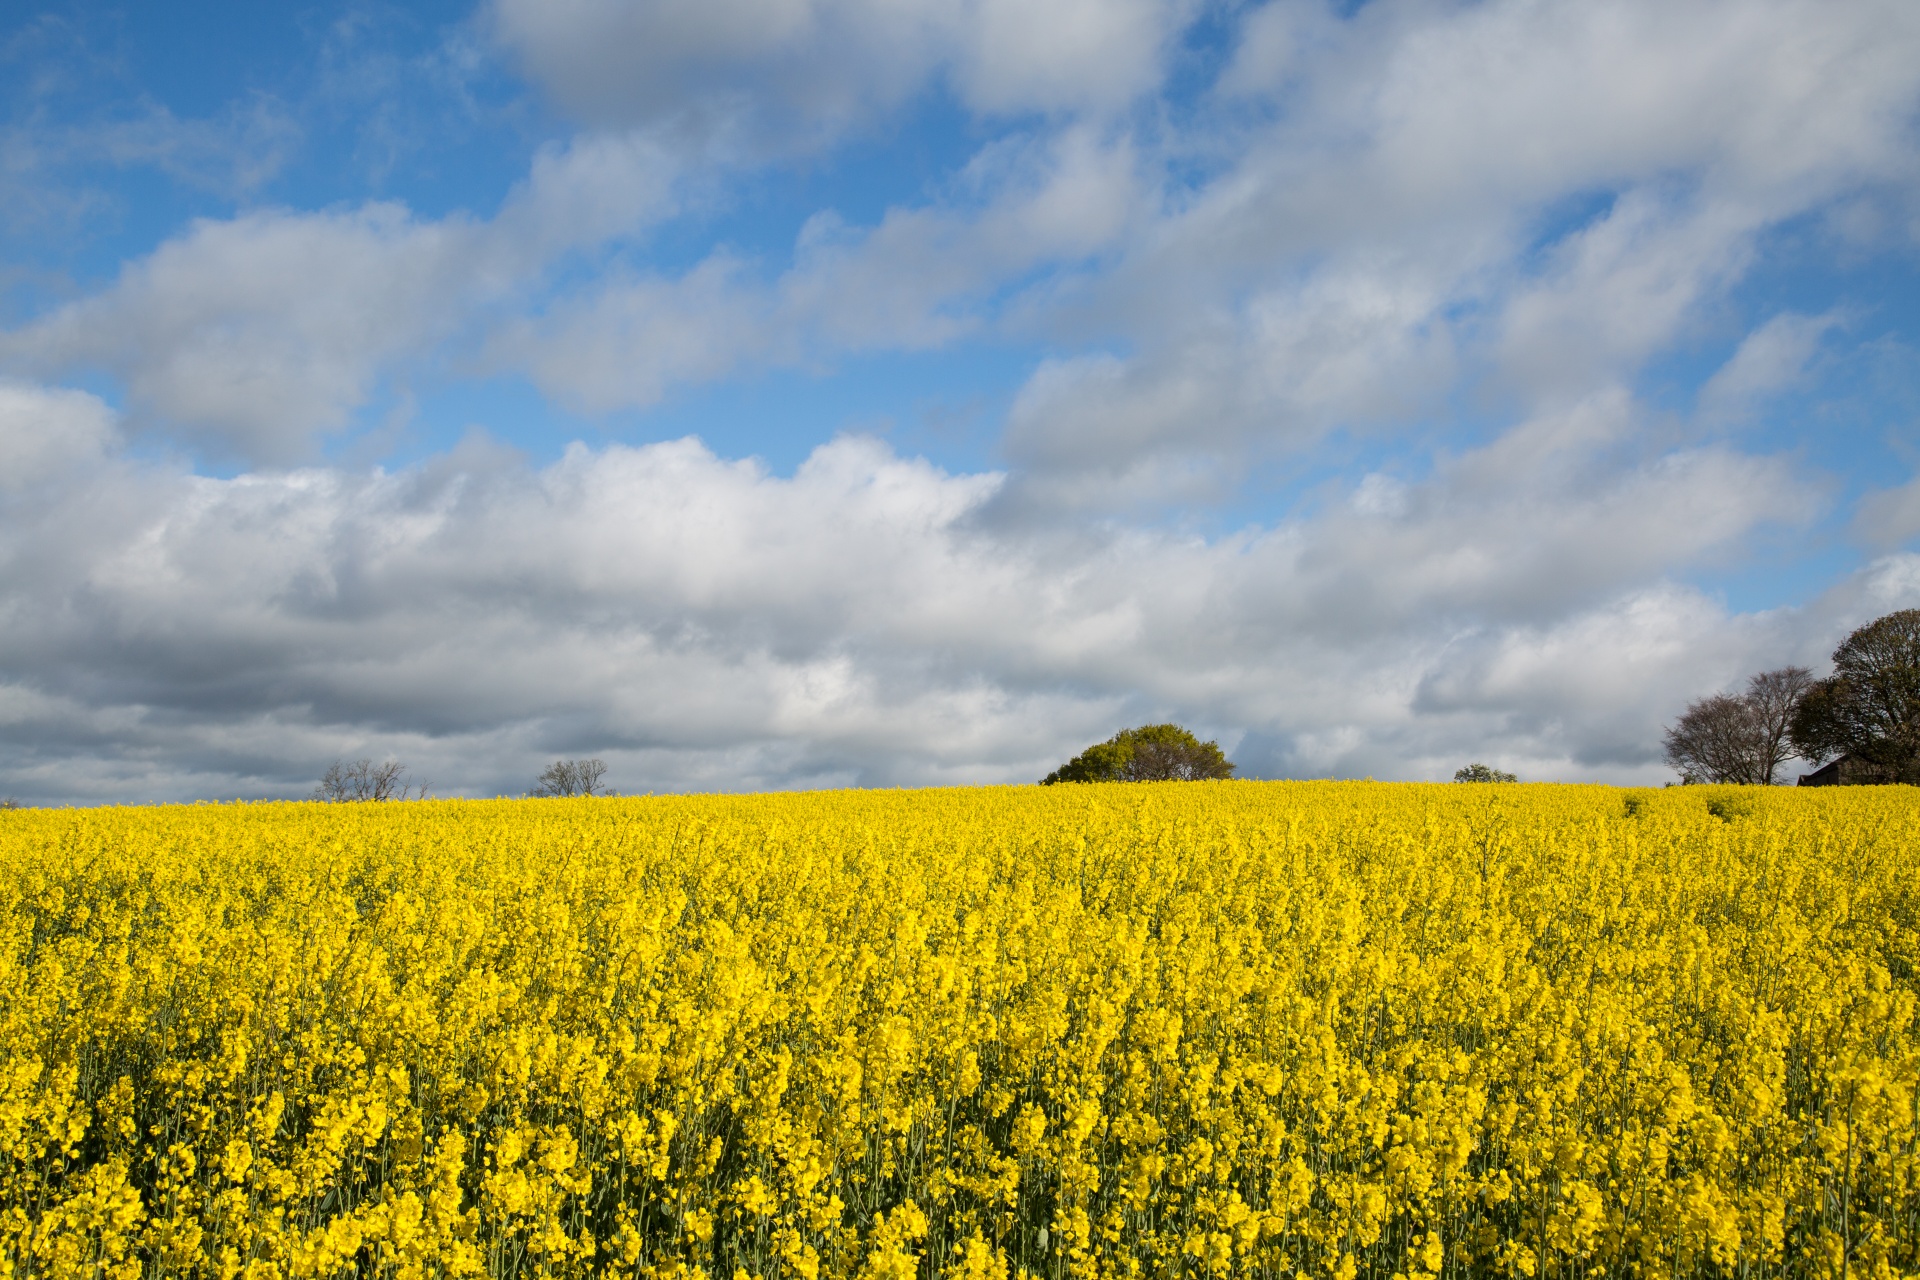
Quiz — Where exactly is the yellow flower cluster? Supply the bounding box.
[2,782,1917,1279]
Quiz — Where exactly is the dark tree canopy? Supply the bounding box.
[1790,609,1920,783]
[532,758,612,797]
[1040,724,1235,784]
[1453,763,1517,783]
[1663,666,1812,785]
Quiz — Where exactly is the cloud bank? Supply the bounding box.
[0,378,1903,802]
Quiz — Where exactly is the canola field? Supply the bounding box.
[2,783,1917,1280]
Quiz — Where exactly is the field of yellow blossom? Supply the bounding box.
[2,782,1917,1280]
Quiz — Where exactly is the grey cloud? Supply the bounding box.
[487,0,1190,148]
[2,204,484,462]
[1856,474,1920,549]
[0,381,1879,804]
[0,377,116,490]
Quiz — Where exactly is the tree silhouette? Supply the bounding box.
[531,758,612,797]
[312,758,423,802]
[1790,609,1920,782]
[1663,666,1813,785]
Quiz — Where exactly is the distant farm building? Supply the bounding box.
[1798,755,1878,785]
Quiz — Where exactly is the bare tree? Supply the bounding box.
[531,758,611,797]
[312,758,424,802]
[1665,695,1762,784]
[1747,666,1813,783]
[1663,666,1812,785]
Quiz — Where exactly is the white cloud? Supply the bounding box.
[1494,193,1765,395]
[0,130,684,463]
[1002,251,1462,485]
[948,0,1183,116]
[498,126,1140,411]
[1,204,488,462]
[994,0,1920,496]
[3,205,482,461]
[0,381,1878,803]
[1221,0,1920,216]
[1697,311,1840,420]
[495,131,686,258]
[15,0,1918,482]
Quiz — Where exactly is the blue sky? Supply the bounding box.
[1,0,1918,801]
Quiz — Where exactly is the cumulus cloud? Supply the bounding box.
[0,131,683,463]
[2,205,484,461]
[1001,252,1461,488]
[0,381,1886,804]
[995,0,1920,497]
[0,378,117,491]
[14,0,1918,482]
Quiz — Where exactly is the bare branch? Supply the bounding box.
[312,758,424,802]
[1664,694,1764,784]
[1746,666,1813,784]
[530,758,612,798]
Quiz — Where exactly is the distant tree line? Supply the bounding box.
[1665,608,1920,785]
[310,756,614,801]
[165,608,1920,803]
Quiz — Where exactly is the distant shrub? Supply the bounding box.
[1041,724,1234,784]
[1453,763,1517,783]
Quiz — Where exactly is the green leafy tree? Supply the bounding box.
[1790,608,1920,783]
[1452,763,1517,783]
[1040,724,1235,784]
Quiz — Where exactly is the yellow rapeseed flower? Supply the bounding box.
[0,782,1914,1277]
